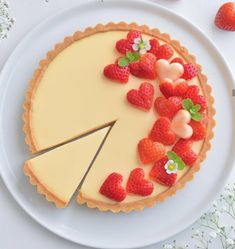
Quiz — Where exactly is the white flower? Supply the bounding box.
[163,244,173,249]
[209,231,217,239]
[164,160,178,174]
[226,238,234,245]
[215,210,221,217]
[132,37,151,54]
[221,205,227,212]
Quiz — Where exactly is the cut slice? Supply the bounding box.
[24,127,110,208]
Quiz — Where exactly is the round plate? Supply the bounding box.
[0,0,234,248]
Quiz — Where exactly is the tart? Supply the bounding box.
[23,22,215,212]
[24,127,109,207]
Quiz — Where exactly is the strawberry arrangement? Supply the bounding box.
[100,30,208,202]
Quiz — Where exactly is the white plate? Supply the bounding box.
[0,0,235,248]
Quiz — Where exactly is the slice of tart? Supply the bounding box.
[24,127,109,208]
[23,23,215,212]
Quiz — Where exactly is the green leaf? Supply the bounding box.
[167,151,186,170]
[191,112,203,121]
[126,51,140,62]
[167,151,178,161]
[118,57,130,67]
[175,157,186,170]
[193,104,201,112]
[182,98,194,111]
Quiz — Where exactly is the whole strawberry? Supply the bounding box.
[138,138,166,164]
[215,2,235,31]
[127,168,154,196]
[150,157,177,187]
[103,63,130,83]
[99,173,126,202]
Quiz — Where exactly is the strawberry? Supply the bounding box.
[189,120,206,140]
[159,81,174,98]
[149,117,177,145]
[103,63,130,83]
[172,139,197,166]
[127,30,142,43]
[171,57,184,65]
[181,63,198,80]
[116,39,133,54]
[130,53,157,79]
[148,39,160,56]
[159,81,188,98]
[215,2,235,31]
[184,85,207,111]
[150,157,177,187]
[138,138,166,164]
[155,44,174,60]
[99,172,126,202]
[127,82,154,110]
[126,168,154,196]
[154,96,182,119]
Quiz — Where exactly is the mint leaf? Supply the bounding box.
[118,57,130,67]
[182,99,194,111]
[126,52,140,62]
[167,151,186,170]
[193,104,201,112]
[167,151,178,161]
[191,112,202,121]
[175,158,186,170]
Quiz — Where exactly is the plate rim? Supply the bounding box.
[0,0,235,248]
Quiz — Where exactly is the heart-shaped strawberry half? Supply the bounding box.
[149,117,176,145]
[103,63,130,83]
[150,157,177,187]
[159,79,189,98]
[99,172,126,202]
[129,53,157,80]
[172,139,197,166]
[116,30,142,54]
[138,138,166,164]
[154,96,182,119]
[127,168,154,196]
[127,82,154,110]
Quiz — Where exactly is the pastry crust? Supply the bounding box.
[23,22,215,212]
[24,161,67,208]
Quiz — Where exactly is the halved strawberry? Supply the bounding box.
[127,168,154,196]
[154,96,182,119]
[103,63,130,83]
[149,117,177,145]
[189,120,206,140]
[99,173,126,202]
[138,138,166,164]
[155,44,174,60]
[150,157,177,187]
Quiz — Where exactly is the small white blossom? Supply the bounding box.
[163,244,173,249]
[226,238,234,245]
[209,231,217,239]
[164,160,178,174]
[132,37,151,54]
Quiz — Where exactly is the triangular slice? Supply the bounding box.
[24,127,109,208]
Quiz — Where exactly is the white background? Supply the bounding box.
[0,0,234,248]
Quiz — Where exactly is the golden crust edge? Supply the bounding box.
[22,22,215,212]
[23,161,67,208]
